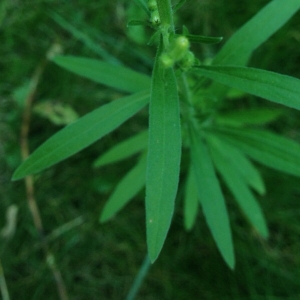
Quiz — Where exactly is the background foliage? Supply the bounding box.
[1,0,300,299]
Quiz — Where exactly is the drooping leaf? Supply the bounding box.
[213,0,300,66]
[100,153,147,223]
[208,127,300,177]
[194,65,300,111]
[215,108,283,127]
[12,91,149,180]
[184,166,198,231]
[208,137,268,238]
[52,55,151,93]
[189,126,235,269]
[146,40,182,263]
[204,134,265,195]
[93,130,148,168]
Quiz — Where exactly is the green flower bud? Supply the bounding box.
[150,10,160,26]
[180,51,195,70]
[148,0,157,11]
[169,36,190,61]
[160,53,174,68]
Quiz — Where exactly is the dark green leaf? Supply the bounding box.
[185,34,223,44]
[146,41,182,263]
[12,91,149,180]
[52,55,151,93]
[100,153,146,223]
[208,127,300,177]
[208,137,268,238]
[93,130,148,168]
[189,127,235,269]
[127,20,148,27]
[132,0,149,15]
[184,166,198,231]
[195,65,300,111]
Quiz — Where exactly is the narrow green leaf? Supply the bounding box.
[132,0,149,15]
[189,127,235,269]
[93,130,148,168]
[213,0,300,66]
[208,138,268,238]
[100,153,147,223]
[209,127,300,177]
[12,91,149,180]
[195,65,300,111]
[216,108,283,127]
[205,134,265,195]
[52,55,151,93]
[185,34,223,44]
[184,166,198,231]
[146,41,181,263]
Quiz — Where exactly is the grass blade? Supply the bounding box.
[100,153,146,223]
[93,130,148,168]
[208,137,268,238]
[146,41,181,263]
[195,65,300,111]
[12,91,149,180]
[209,127,300,177]
[52,55,151,93]
[189,127,235,269]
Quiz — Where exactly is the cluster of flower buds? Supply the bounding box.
[160,36,195,70]
[148,0,160,26]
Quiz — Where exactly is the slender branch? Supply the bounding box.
[0,258,10,300]
[20,58,69,300]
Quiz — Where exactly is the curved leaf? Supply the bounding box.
[53,55,151,93]
[189,127,235,269]
[93,130,148,168]
[12,91,149,180]
[208,137,268,238]
[195,65,300,111]
[146,41,182,263]
[100,153,147,223]
[209,127,300,177]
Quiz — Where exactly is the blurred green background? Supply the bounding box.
[1,0,300,299]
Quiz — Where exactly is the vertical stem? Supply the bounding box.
[20,58,69,300]
[0,258,10,300]
[156,0,175,48]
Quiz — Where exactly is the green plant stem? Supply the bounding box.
[157,0,174,47]
[125,255,151,300]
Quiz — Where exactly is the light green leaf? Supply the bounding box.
[100,153,147,223]
[215,108,283,127]
[195,65,300,111]
[205,135,265,195]
[208,137,268,238]
[213,0,300,66]
[189,127,235,269]
[209,127,300,177]
[12,91,149,180]
[93,130,148,168]
[146,41,182,263]
[184,166,198,231]
[52,55,151,93]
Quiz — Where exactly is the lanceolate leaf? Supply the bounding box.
[12,91,149,180]
[53,55,151,93]
[146,41,181,263]
[189,127,234,269]
[195,66,300,111]
[213,0,300,66]
[205,134,265,195]
[93,130,148,168]
[184,166,199,231]
[100,153,147,223]
[209,127,300,177]
[208,137,268,238]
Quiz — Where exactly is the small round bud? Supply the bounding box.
[150,10,160,26]
[169,36,190,61]
[160,53,174,68]
[180,51,195,70]
[148,0,157,11]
